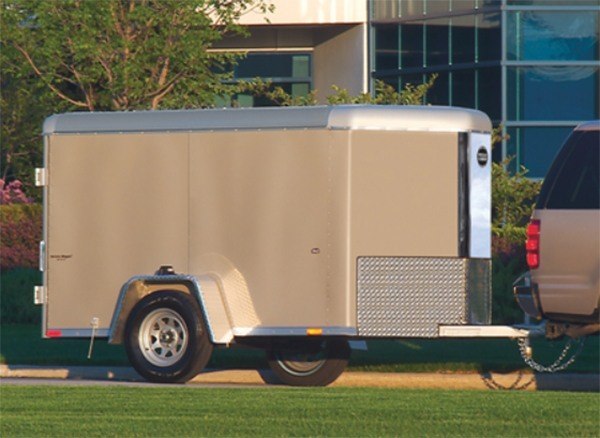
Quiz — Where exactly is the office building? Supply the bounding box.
[215,0,600,177]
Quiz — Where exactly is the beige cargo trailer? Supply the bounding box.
[36,105,493,385]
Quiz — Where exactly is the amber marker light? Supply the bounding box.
[306,328,323,336]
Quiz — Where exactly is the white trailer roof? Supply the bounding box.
[43,105,491,135]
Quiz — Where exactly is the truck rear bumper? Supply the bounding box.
[513,273,542,319]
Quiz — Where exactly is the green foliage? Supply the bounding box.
[328,75,438,105]
[1,0,272,193]
[237,75,437,107]
[0,203,42,269]
[2,0,271,111]
[235,78,319,106]
[2,386,600,437]
[0,269,42,324]
[491,256,527,325]
[492,158,542,245]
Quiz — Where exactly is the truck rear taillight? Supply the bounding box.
[526,219,541,269]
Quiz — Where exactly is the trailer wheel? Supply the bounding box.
[125,291,213,383]
[266,339,350,386]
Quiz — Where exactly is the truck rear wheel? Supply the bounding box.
[266,339,350,386]
[125,291,213,383]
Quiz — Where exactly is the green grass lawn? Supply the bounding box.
[2,324,598,373]
[1,386,599,437]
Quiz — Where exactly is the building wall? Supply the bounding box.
[314,24,368,101]
[239,0,367,25]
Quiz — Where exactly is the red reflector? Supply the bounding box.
[526,219,541,269]
[526,253,539,269]
[46,330,62,338]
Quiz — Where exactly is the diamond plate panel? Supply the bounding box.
[357,257,489,337]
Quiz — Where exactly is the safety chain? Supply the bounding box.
[518,336,586,373]
[480,336,586,390]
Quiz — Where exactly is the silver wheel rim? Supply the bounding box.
[276,348,326,377]
[139,308,189,367]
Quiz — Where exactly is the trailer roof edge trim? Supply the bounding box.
[43,105,492,135]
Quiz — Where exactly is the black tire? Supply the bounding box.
[124,291,213,383]
[265,339,350,386]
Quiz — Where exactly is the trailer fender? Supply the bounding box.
[108,274,233,345]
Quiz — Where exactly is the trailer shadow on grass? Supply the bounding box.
[1,325,598,378]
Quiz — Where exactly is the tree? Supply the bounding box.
[1,0,272,193]
[2,0,272,111]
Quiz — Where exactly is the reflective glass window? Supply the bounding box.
[451,14,475,64]
[379,76,400,91]
[507,66,599,121]
[401,22,424,68]
[477,0,501,6]
[372,0,400,20]
[376,26,399,71]
[477,13,501,62]
[425,0,450,15]
[477,67,501,120]
[235,54,311,79]
[506,126,573,177]
[426,18,450,66]
[400,73,425,89]
[451,0,476,11]
[546,130,600,209]
[220,53,311,108]
[452,69,475,108]
[507,11,599,61]
[507,0,599,5]
[228,82,312,108]
[401,0,424,18]
[426,71,449,105]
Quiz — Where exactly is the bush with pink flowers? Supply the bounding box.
[0,179,41,269]
[0,179,32,205]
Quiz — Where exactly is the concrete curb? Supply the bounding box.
[1,364,598,391]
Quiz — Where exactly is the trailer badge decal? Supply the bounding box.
[50,254,73,262]
[477,146,488,167]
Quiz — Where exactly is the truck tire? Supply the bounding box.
[265,339,350,386]
[124,291,213,383]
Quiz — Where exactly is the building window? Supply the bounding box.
[401,22,424,68]
[375,26,399,71]
[451,14,476,64]
[507,66,599,121]
[369,1,599,178]
[217,53,312,107]
[506,126,574,178]
[507,11,599,61]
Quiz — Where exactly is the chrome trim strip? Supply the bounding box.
[468,132,492,259]
[232,326,358,337]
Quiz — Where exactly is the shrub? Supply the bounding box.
[0,178,32,204]
[0,203,42,269]
[491,159,542,247]
[0,268,41,324]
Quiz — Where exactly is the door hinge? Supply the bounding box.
[35,168,47,187]
[34,286,46,305]
[39,241,45,272]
